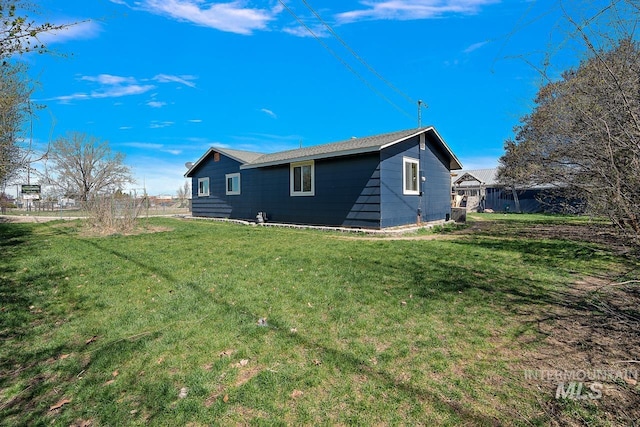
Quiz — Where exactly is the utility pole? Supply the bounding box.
[417,100,424,128]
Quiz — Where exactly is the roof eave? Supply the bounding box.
[242,126,463,170]
[184,148,216,177]
[428,126,463,170]
[185,147,261,177]
[189,127,463,173]
[240,146,380,169]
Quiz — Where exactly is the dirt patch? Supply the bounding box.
[333,217,631,246]
[513,275,640,425]
[204,364,263,408]
[0,215,173,236]
[333,233,460,241]
[464,218,634,254]
[78,225,174,237]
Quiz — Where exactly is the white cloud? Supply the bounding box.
[188,119,202,123]
[260,108,277,119]
[123,142,165,150]
[102,85,155,98]
[282,23,330,38]
[49,93,91,103]
[336,0,500,23]
[463,40,489,54]
[147,100,168,108]
[153,74,197,88]
[46,73,196,104]
[46,84,152,103]
[81,74,137,85]
[45,74,155,103]
[149,121,175,129]
[228,132,304,153]
[122,141,183,155]
[95,84,157,98]
[37,20,102,45]
[131,0,279,35]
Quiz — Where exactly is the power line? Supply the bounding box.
[299,0,419,107]
[276,0,415,121]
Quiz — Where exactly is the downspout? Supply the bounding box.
[417,134,422,225]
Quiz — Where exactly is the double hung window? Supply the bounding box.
[290,161,314,196]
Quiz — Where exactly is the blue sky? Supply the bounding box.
[23,0,595,195]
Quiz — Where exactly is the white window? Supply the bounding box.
[403,157,420,195]
[290,160,315,196]
[225,173,241,195]
[197,177,210,197]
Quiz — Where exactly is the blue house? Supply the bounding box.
[185,127,462,229]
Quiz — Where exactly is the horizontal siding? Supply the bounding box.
[190,151,247,218]
[251,154,381,228]
[380,134,452,227]
[421,132,453,222]
[190,134,454,229]
[191,198,232,217]
[191,151,381,228]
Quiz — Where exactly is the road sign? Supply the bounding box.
[21,184,41,194]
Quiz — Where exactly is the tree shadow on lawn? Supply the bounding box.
[8,222,632,425]
[0,223,91,423]
[443,234,640,424]
[0,221,32,251]
[62,230,618,424]
[178,279,510,426]
[75,237,177,283]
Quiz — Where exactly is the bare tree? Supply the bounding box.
[498,1,640,243]
[176,181,190,208]
[0,61,31,187]
[46,132,134,202]
[0,0,78,188]
[0,0,77,61]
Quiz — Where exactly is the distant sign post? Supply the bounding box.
[21,185,41,201]
[21,184,41,194]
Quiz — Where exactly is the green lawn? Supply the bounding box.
[0,214,637,426]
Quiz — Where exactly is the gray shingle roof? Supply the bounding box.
[216,148,264,164]
[243,128,427,168]
[186,126,462,177]
[242,126,461,170]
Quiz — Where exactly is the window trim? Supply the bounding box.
[225,173,241,195]
[290,160,315,197]
[197,177,210,197]
[403,157,420,196]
